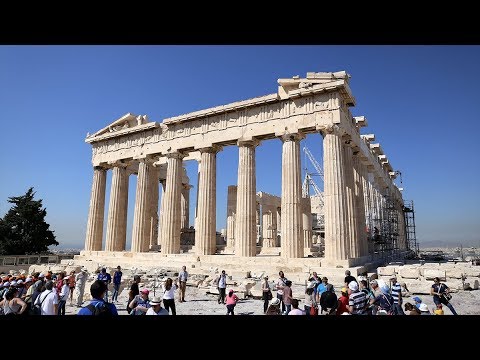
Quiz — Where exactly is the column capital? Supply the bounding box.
[182,183,193,190]
[93,165,107,171]
[199,145,222,154]
[279,131,305,143]
[107,159,131,169]
[237,138,260,148]
[320,124,344,137]
[165,152,186,160]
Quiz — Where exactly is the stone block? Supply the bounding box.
[464,278,479,290]
[402,279,431,295]
[445,268,465,279]
[377,266,396,276]
[422,269,445,280]
[398,267,420,279]
[462,268,480,278]
[250,289,263,299]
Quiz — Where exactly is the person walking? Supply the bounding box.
[390,275,405,315]
[431,277,458,315]
[96,268,112,302]
[162,277,178,315]
[67,270,76,305]
[261,276,272,314]
[282,280,293,315]
[275,271,288,313]
[127,275,141,314]
[74,268,88,307]
[225,288,238,315]
[178,265,188,302]
[112,266,122,303]
[217,270,227,305]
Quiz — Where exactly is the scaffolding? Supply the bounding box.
[370,191,401,263]
[403,200,419,256]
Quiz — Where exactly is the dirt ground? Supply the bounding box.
[64,282,480,315]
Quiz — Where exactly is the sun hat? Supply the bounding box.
[419,303,429,312]
[270,298,280,306]
[348,281,358,291]
[25,277,33,283]
[3,282,10,287]
[140,288,150,295]
[150,296,162,305]
[228,288,234,293]
[38,273,45,278]
[16,280,23,285]
[341,287,348,293]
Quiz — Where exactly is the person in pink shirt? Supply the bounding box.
[288,299,305,315]
[225,288,239,315]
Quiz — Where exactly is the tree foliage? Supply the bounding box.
[0,187,58,255]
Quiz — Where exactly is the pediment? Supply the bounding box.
[86,113,156,142]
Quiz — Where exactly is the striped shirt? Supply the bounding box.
[348,291,367,314]
[391,282,402,304]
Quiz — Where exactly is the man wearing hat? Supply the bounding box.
[347,281,367,315]
[412,296,422,309]
[146,296,169,315]
[265,297,281,315]
[74,268,88,307]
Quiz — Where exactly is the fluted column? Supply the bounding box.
[302,196,313,249]
[161,153,184,254]
[85,166,107,251]
[148,166,160,249]
[195,146,219,255]
[353,155,367,257]
[131,160,152,253]
[226,185,237,248]
[262,206,275,247]
[322,125,350,262]
[156,180,166,246]
[235,140,258,257]
[343,141,358,259]
[105,165,129,251]
[181,184,192,230]
[276,207,281,246]
[194,161,201,232]
[280,133,304,258]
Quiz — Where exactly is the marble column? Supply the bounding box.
[161,153,184,254]
[235,140,258,257]
[256,202,261,245]
[194,160,201,232]
[262,206,275,247]
[343,140,358,259]
[85,166,107,251]
[131,160,152,253]
[302,196,313,249]
[195,146,219,255]
[148,166,160,249]
[280,133,304,258]
[226,185,237,248]
[353,155,367,257]
[276,207,281,247]
[105,165,129,252]
[156,180,166,246]
[322,125,350,262]
[181,184,192,230]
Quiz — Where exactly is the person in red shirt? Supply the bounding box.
[336,287,349,315]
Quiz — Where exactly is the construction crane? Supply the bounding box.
[302,146,324,206]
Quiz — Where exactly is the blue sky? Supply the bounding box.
[1,45,479,249]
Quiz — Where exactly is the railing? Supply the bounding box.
[0,254,75,267]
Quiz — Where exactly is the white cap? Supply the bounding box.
[348,281,358,291]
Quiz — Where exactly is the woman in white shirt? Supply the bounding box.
[161,278,178,315]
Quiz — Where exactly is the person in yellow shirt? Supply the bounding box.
[434,303,444,315]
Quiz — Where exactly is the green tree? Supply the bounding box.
[0,187,58,255]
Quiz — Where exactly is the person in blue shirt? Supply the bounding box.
[77,280,118,316]
[96,268,112,302]
[112,266,122,303]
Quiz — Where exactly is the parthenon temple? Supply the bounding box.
[77,71,410,275]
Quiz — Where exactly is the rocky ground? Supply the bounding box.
[64,281,480,315]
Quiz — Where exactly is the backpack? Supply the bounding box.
[31,291,51,315]
[86,302,113,316]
